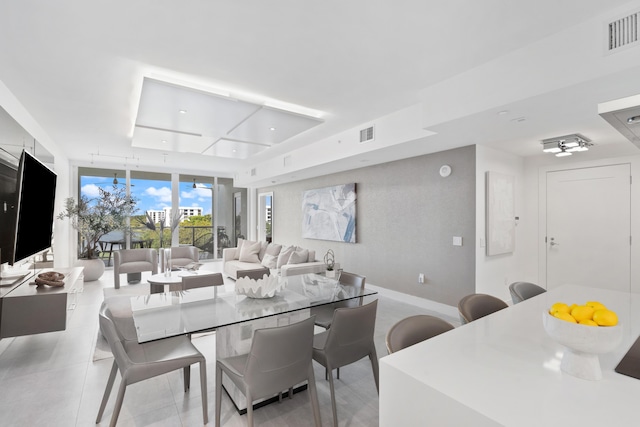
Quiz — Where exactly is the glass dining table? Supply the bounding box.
[129,272,378,412]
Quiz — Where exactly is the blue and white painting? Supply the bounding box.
[302,183,356,243]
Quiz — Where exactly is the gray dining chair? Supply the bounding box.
[215,316,321,427]
[385,314,455,354]
[458,293,509,325]
[312,299,379,427]
[509,281,546,304]
[236,267,271,281]
[96,302,208,427]
[182,272,224,290]
[311,271,366,330]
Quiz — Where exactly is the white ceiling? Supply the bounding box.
[1,1,640,184]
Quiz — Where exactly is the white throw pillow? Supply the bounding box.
[258,241,269,261]
[234,238,245,260]
[276,245,295,268]
[261,253,278,269]
[288,248,309,265]
[265,243,282,257]
[239,241,261,263]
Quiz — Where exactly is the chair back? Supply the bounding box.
[244,316,316,398]
[116,248,156,263]
[338,271,365,289]
[509,282,546,304]
[182,273,224,290]
[237,267,270,281]
[386,315,454,354]
[171,246,199,259]
[458,293,508,324]
[324,299,378,367]
[98,303,132,367]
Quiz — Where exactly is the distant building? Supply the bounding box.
[145,206,203,226]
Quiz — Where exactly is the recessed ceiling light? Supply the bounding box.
[162,140,167,143]
[498,110,509,116]
[232,149,237,153]
[510,117,526,123]
[179,109,187,114]
[269,127,276,131]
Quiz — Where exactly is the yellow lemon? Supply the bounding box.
[578,319,598,327]
[570,305,595,322]
[586,301,607,311]
[549,302,570,315]
[553,311,577,323]
[593,309,618,326]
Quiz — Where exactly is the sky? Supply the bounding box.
[80,176,212,216]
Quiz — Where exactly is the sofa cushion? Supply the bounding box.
[288,247,309,265]
[277,245,296,268]
[261,253,278,269]
[239,240,262,263]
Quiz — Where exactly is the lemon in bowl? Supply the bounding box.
[543,304,622,381]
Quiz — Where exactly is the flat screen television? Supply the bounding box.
[0,154,18,265]
[12,150,57,265]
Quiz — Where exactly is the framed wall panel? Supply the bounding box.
[486,171,515,256]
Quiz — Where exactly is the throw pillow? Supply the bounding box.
[276,245,296,268]
[234,238,245,260]
[239,241,261,263]
[261,253,278,269]
[258,241,269,261]
[288,248,309,265]
[265,243,282,257]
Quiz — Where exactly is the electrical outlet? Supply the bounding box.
[418,273,425,284]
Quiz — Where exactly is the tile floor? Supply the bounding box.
[0,261,459,426]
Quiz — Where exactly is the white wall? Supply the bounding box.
[475,146,526,302]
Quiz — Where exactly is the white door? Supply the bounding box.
[546,164,631,291]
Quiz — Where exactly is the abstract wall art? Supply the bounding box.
[302,183,356,243]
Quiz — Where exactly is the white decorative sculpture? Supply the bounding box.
[235,274,285,298]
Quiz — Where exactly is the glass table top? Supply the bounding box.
[130,273,377,343]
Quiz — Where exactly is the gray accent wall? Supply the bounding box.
[260,145,476,306]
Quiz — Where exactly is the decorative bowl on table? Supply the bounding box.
[235,274,285,299]
[542,311,622,380]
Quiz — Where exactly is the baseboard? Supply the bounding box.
[366,283,459,320]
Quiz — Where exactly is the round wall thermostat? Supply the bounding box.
[439,164,452,177]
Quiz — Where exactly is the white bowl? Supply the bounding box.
[542,311,622,380]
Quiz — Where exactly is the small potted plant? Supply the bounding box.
[57,185,137,281]
[324,249,336,278]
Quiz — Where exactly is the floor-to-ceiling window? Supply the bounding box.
[180,175,214,260]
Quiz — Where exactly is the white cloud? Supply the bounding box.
[145,186,172,203]
[81,183,101,198]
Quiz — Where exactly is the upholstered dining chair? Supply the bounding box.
[113,248,158,289]
[312,299,379,427]
[385,314,455,354]
[215,316,321,427]
[458,293,509,325]
[182,272,224,290]
[96,302,208,427]
[236,267,271,281]
[311,271,366,330]
[509,281,546,304]
[159,245,199,272]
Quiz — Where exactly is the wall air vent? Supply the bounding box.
[359,126,374,143]
[607,11,639,51]
[251,168,257,177]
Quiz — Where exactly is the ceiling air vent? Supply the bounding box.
[359,126,374,143]
[607,11,639,51]
[251,168,257,177]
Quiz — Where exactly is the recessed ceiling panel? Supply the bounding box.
[132,126,214,153]
[227,106,323,145]
[201,138,267,160]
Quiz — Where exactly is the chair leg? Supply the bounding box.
[183,366,191,392]
[109,379,128,427]
[246,390,254,427]
[327,362,339,427]
[369,347,380,393]
[96,360,118,423]
[215,364,223,427]
[288,386,293,399]
[199,360,208,425]
[307,364,322,427]
[337,367,340,379]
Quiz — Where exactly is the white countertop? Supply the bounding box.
[380,285,640,426]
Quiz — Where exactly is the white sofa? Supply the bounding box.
[222,239,326,279]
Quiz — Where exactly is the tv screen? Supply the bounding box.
[0,155,18,265]
[13,150,57,265]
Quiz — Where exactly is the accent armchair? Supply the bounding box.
[159,246,199,272]
[113,248,158,289]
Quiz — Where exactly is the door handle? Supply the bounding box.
[549,237,559,247]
